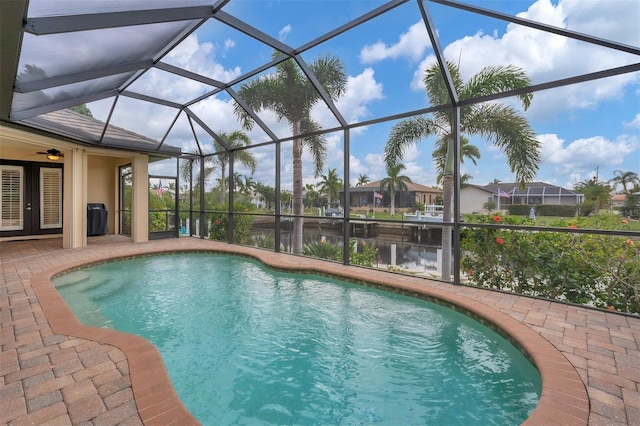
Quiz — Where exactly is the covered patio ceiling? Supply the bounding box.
[1,0,639,159]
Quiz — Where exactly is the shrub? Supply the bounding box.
[209,206,254,244]
[253,233,275,250]
[536,204,576,217]
[506,204,576,217]
[506,205,530,216]
[302,239,377,267]
[303,240,342,261]
[349,240,377,267]
[149,211,169,232]
[462,213,640,313]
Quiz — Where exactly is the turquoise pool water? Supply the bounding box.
[55,253,540,425]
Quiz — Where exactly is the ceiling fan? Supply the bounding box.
[36,148,64,161]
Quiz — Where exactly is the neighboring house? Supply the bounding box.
[461,182,585,214]
[346,181,442,208]
[610,193,626,209]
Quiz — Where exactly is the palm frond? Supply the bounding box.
[301,118,327,177]
[384,116,438,168]
[424,60,463,106]
[234,150,257,174]
[309,54,348,99]
[470,103,540,186]
[461,64,533,110]
[234,75,288,129]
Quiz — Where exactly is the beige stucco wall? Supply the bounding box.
[460,186,492,214]
[1,124,150,247]
[87,155,133,236]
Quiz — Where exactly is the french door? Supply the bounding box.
[0,160,63,237]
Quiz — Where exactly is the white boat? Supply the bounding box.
[403,205,444,222]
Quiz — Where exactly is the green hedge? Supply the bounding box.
[536,204,577,217]
[506,204,576,217]
[506,205,530,215]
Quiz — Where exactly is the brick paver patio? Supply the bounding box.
[1,236,639,425]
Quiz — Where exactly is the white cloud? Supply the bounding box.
[349,155,368,185]
[625,113,640,129]
[333,68,384,124]
[539,133,638,173]
[279,25,292,41]
[165,34,242,82]
[409,0,639,114]
[363,152,382,166]
[223,39,236,51]
[560,0,640,47]
[360,21,431,64]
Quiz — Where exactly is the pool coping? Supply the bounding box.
[30,243,589,425]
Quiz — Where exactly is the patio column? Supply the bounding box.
[131,153,149,243]
[62,147,87,249]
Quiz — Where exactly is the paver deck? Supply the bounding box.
[1,236,639,425]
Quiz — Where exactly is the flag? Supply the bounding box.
[374,191,383,200]
[498,188,511,198]
[157,180,165,197]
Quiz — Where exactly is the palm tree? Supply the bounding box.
[231,172,244,192]
[317,168,343,205]
[280,191,293,212]
[610,170,640,194]
[304,183,320,210]
[575,177,612,213]
[384,60,539,280]
[254,182,276,210]
[234,52,347,254]
[356,173,370,187]
[460,173,473,187]
[179,157,217,206]
[380,163,412,216]
[432,137,481,183]
[213,131,256,205]
[241,175,256,196]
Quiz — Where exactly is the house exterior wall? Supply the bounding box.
[460,187,491,214]
[411,191,440,206]
[87,155,131,237]
[1,124,150,247]
[63,147,86,248]
[131,154,149,243]
[348,189,442,208]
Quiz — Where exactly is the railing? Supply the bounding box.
[174,207,639,315]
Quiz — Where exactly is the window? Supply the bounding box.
[0,165,23,231]
[40,167,62,229]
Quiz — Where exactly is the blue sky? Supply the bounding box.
[83,0,639,192]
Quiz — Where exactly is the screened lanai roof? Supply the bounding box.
[482,182,582,197]
[1,0,639,159]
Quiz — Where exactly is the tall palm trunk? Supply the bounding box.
[219,163,226,205]
[292,121,304,254]
[390,191,396,215]
[441,173,453,280]
[441,136,455,281]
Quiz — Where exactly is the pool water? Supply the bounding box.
[55,253,540,425]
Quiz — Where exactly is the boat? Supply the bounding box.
[403,205,444,222]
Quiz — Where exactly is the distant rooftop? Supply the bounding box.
[351,180,442,194]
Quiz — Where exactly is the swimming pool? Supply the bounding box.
[55,252,540,425]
